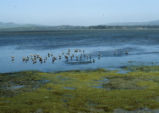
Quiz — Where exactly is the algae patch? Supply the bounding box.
[1,67,159,113]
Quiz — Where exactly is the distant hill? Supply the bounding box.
[109,20,159,26]
[0,22,87,31]
[0,22,43,30]
[0,22,20,28]
[147,20,159,25]
[1,20,159,32]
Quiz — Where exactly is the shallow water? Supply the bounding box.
[93,78,109,89]
[0,30,159,73]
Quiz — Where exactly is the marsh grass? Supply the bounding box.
[1,67,159,113]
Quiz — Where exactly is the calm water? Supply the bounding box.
[0,30,159,73]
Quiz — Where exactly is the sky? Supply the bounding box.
[0,0,159,26]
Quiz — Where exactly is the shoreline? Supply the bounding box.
[1,28,159,34]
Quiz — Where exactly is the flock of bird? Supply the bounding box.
[11,49,129,64]
[11,49,101,64]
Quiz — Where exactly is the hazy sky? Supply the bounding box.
[0,0,159,26]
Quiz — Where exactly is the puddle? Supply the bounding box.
[56,75,71,81]
[7,85,24,90]
[117,69,130,74]
[33,79,50,89]
[93,78,109,89]
[38,80,50,84]
[64,87,76,90]
[47,88,52,90]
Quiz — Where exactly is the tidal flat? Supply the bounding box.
[1,66,159,113]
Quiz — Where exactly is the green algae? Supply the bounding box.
[1,67,159,113]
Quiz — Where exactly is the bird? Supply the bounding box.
[59,55,62,60]
[76,56,79,61]
[98,53,101,59]
[93,59,96,63]
[48,53,50,57]
[11,56,15,62]
[125,50,128,55]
